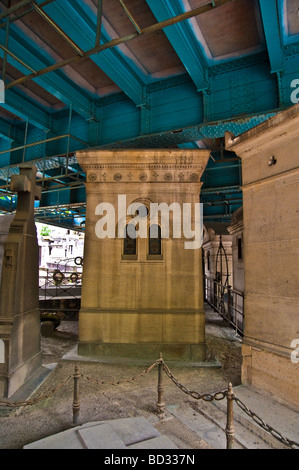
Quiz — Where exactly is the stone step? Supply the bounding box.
[211,385,299,449]
[166,384,299,449]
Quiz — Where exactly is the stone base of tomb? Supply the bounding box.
[0,348,42,399]
[78,309,206,362]
[242,340,299,411]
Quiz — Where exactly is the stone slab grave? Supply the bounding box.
[24,416,178,449]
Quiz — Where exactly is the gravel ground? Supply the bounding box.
[0,306,242,450]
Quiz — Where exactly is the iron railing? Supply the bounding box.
[39,257,83,318]
[204,275,244,336]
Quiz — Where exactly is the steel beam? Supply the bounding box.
[0,118,13,141]
[2,88,51,130]
[44,0,145,105]
[0,27,95,121]
[5,0,236,92]
[0,0,35,21]
[32,2,84,56]
[146,0,209,91]
[259,0,284,73]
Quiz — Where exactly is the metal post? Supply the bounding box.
[213,279,217,312]
[66,104,72,177]
[226,383,235,449]
[157,353,165,417]
[72,365,81,426]
[227,285,232,325]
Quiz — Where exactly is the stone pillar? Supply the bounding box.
[0,215,14,285]
[0,163,42,398]
[226,104,299,409]
[76,149,210,361]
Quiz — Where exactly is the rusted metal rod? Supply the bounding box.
[72,365,81,426]
[0,43,37,73]
[5,0,235,91]
[0,0,36,21]
[95,0,103,47]
[119,0,142,34]
[32,2,84,56]
[157,353,165,417]
[226,383,235,449]
[0,0,56,28]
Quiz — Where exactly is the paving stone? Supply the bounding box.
[105,417,160,446]
[78,424,126,449]
[24,428,84,449]
[23,417,177,449]
[128,436,178,449]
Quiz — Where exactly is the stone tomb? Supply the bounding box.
[76,149,210,361]
[226,104,299,410]
[0,215,14,286]
[0,164,42,398]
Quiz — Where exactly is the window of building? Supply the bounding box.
[123,223,137,256]
[148,224,162,258]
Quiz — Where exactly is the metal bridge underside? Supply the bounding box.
[0,0,298,229]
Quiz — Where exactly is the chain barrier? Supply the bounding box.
[0,374,73,408]
[0,355,298,450]
[161,358,299,450]
[81,361,159,386]
[162,362,227,402]
[233,396,299,450]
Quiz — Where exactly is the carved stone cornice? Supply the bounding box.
[76,149,210,184]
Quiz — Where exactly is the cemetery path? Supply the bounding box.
[0,306,242,449]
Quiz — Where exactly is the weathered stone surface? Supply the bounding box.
[0,164,42,398]
[226,104,299,409]
[78,424,126,449]
[24,417,178,449]
[76,149,210,361]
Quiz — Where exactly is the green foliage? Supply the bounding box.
[40,225,51,237]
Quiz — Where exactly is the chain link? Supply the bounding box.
[234,397,299,449]
[0,375,73,408]
[162,360,299,450]
[0,356,298,451]
[81,361,158,387]
[162,362,227,402]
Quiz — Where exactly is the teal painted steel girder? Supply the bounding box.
[146,0,209,91]
[259,0,284,73]
[0,26,95,121]
[3,88,51,130]
[0,117,13,141]
[98,111,277,149]
[43,0,146,106]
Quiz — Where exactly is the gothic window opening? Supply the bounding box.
[149,224,162,256]
[124,223,137,256]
